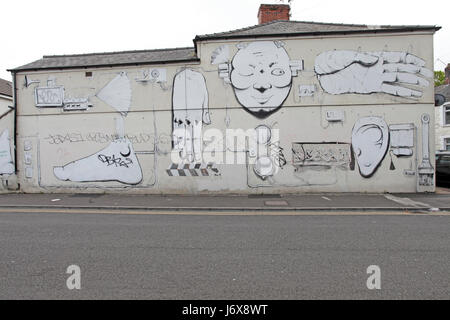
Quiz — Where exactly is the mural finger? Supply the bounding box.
[380,52,425,67]
[381,83,422,97]
[382,72,429,86]
[383,63,433,78]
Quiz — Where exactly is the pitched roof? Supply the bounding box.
[9,20,440,72]
[0,78,12,97]
[195,20,440,41]
[10,47,198,72]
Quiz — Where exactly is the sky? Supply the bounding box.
[0,0,449,81]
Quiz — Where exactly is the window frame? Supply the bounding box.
[444,105,450,126]
[445,137,450,151]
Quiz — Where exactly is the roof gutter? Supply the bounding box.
[10,71,17,175]
[0,93,13,100]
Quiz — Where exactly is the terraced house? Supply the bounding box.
[5,4,440,194]
[0,78,14,190]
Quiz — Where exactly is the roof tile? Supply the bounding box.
[11,47,198,72]
[0,78,12,97]
[9,20,440,72]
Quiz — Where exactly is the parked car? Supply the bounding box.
[436,151,450,187]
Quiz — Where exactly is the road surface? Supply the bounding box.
[0,210,449,299]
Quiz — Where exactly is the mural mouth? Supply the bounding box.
[251,95,273,105]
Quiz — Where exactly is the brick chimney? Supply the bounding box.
[258,4,290,24]
[445,63,450,85]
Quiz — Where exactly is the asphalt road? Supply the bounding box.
[0,211,449,299]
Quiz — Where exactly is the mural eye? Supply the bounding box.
[271,68,285,76]
[238,69,254,77]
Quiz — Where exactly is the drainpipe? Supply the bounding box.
[11,71,18,173]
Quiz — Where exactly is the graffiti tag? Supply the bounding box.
[292,143,352,168]
[98,154,133,168]
[44,132,155,145]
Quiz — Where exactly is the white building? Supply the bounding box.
[435,66,450,151]
[0,78,15,189]
[7,4,440,194]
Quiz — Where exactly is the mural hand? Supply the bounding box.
[315,50,432,97]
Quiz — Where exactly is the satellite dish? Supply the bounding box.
[435,94,446,106]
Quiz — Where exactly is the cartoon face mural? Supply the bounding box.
[351,117,389,178]
[224,41,302,118]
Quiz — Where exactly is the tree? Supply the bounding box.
[435,71,446,86]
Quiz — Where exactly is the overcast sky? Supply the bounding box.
[1,0,449,81]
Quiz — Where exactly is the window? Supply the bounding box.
[437,154,450,165]
[445,137,450,151]
[445,105,450,125]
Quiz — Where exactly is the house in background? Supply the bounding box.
[7,4,440,194]
[435,64,450,151]
[0,78,15,189]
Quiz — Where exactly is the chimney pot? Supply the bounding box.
[258,4,290,24]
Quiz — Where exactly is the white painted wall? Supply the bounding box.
[13,31,436,193]
[435,102,450,151]
[0,94,15,191]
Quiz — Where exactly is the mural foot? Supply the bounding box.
[53,138,143,185]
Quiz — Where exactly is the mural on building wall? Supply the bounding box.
[63,97,92,111]
[315,50,433,98]
[166,163,220,177]
[53,138,143,185]
[0,130,14,175]
[249,124,286,180]
[215,41,303,118]
[351,116,389,178]
[298,85,315,97]
[33,77,92,111]
[389,123,414,156]
[24,75,40,88]
[171,68,211,164]
[418,113,434,186]
[292,142,354,169]
[35,86,64,107]
[19,39,436,193]
[135,68,167,83]
[96,72,131,116]
[211,45,230,65]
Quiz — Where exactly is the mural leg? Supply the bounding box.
[192,120,203,163]
[173,121,187,161]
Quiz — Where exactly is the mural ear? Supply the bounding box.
[218,63,231,84]
[289,60,304,76]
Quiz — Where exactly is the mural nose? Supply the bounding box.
[254,83,272,94]
[255,87,267,93]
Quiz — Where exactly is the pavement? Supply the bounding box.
[0,188,450,213]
